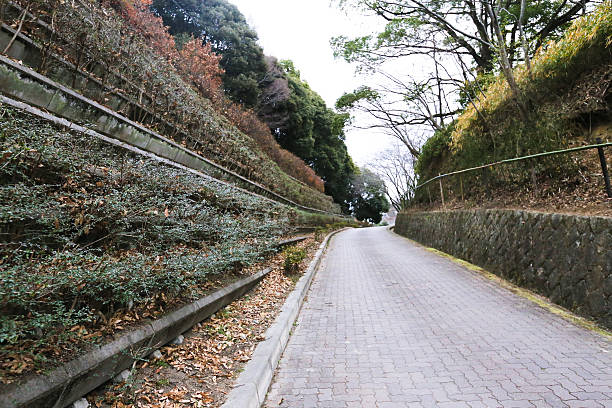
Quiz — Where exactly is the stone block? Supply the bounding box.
[72,398,89,408]
[170,334,184,345]
[116,127,149,149]
[112,369,131,384]
[145,138,179,162]
[586,289,608,318]
[0,66,55,109]
[604,275,612,297]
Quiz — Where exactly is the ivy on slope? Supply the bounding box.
[0,107,291,364]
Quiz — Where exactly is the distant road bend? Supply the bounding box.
[265,227,612,408]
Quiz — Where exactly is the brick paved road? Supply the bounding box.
[264,227,612,408]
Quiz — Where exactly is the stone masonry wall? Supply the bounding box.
[395,210,611,330]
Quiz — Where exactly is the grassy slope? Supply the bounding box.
[4,0,340,213]
[418,3,612,182]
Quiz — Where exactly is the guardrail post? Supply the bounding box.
[439,174,445,207]
[596,138,612,198]
[481,166,491,199]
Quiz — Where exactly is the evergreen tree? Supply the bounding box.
[351,168,390,224]
[152,0,267,107]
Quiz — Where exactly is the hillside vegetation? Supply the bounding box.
[0,0,376,382]
[150,0,359,210]
[332,0,610,214]
[0,108,268,378]
[0,0,342,212]
[415,3,612,206]
[0,105,357,382]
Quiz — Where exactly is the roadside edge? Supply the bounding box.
[221,228,350,408]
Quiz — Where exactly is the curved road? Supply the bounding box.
[264,227,611,408]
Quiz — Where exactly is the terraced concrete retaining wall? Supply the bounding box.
[0,24,341,215]
[395,210,611,329]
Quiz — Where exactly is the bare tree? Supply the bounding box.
[519,0,532,75]
[336,51,460,157]
[333,0,599,140]
[369,143,418,211]
[257,56,291,130]
[485,0,529,120]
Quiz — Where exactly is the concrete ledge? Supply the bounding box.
[0,269,272,408]
[276,236,309,249]
[0,95,285,211]
[1,95,351,233]
[221,228,349,408]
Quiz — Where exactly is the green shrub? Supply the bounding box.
[282,247,307,274]
[414,125,453,180]
[292,210,355,227]
[0,107,292,353]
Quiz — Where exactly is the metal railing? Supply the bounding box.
[413,138,612,206]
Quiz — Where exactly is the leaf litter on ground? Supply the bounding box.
[88,236,320,408]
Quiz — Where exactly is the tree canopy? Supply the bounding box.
[151,0,359,212]
[271,61,357,212]
[152,0,268,107]
[333,0,593,73]
[332,0,597,162]
[350,167,390,223]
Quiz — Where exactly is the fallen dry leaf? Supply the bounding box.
[87,236,319,407]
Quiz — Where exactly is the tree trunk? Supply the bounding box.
[485,1,528,121]
[519,0,532,74]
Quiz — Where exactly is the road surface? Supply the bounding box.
[264,227,611,408]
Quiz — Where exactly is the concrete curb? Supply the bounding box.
[221,228,349,408]
[0,269,272,408]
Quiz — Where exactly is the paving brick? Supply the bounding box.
[263,228,612,407]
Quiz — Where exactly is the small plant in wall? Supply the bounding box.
[282,246,306,275]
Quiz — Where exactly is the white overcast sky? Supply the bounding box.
[228,0,391,166]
